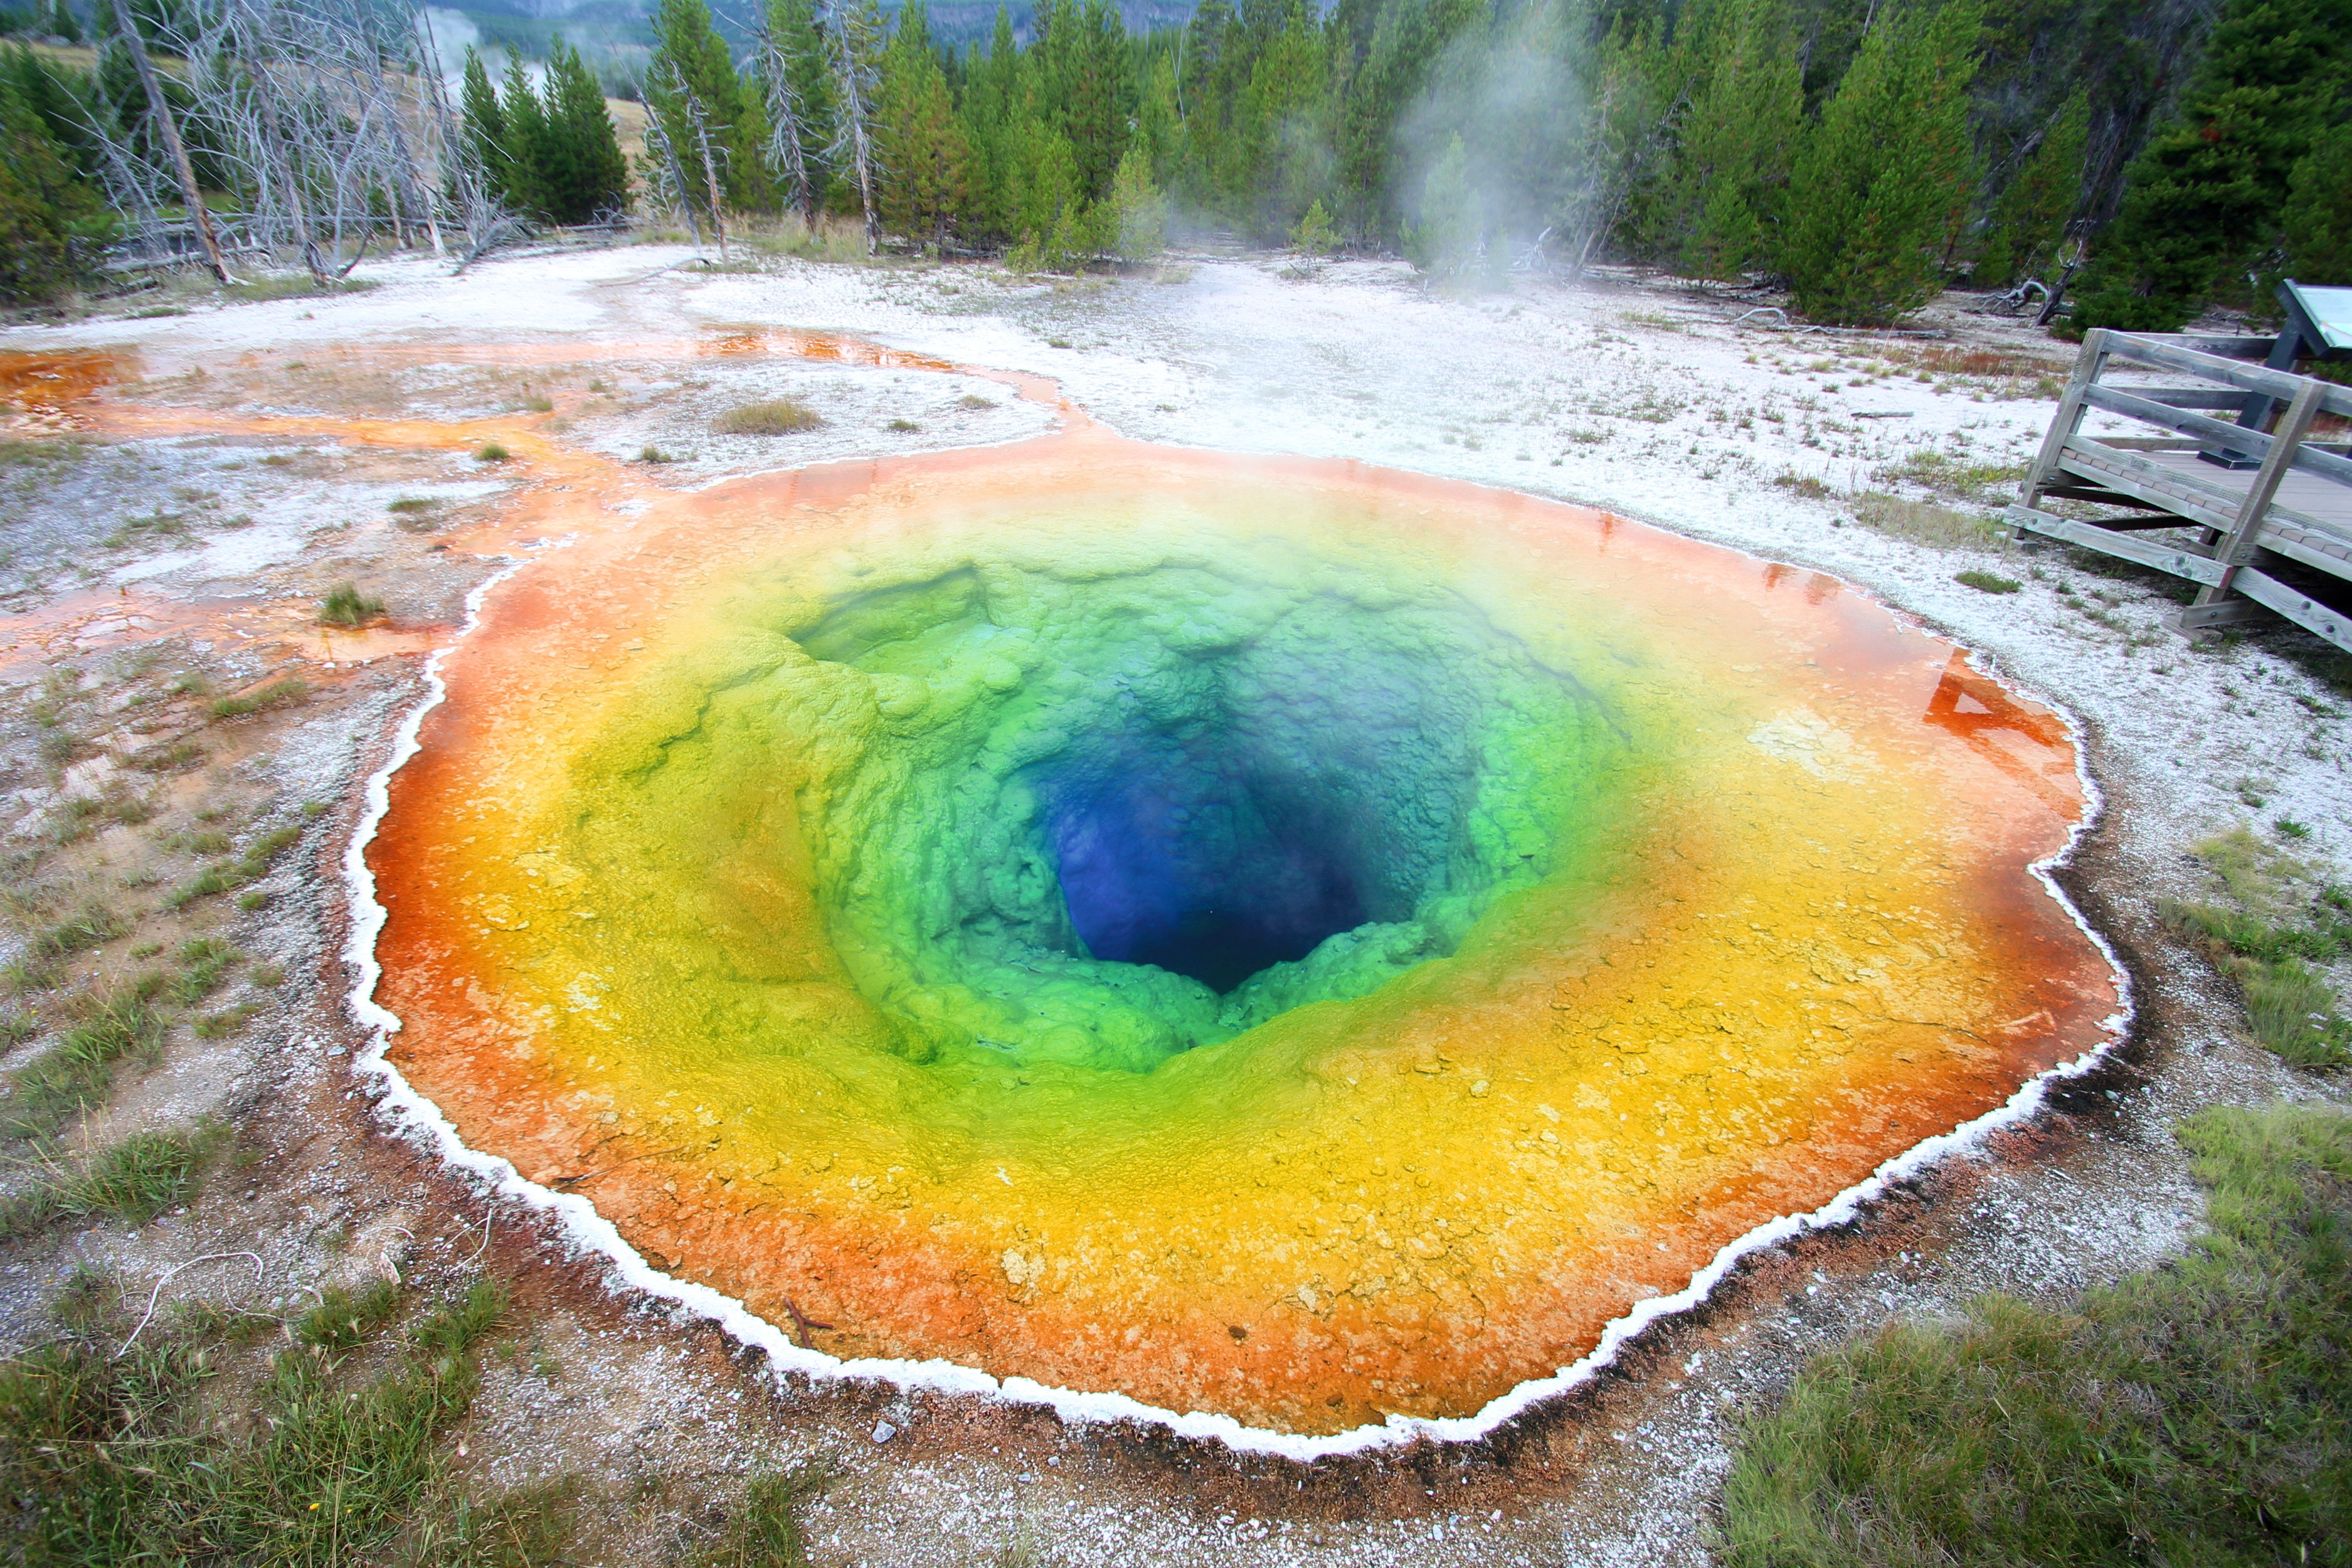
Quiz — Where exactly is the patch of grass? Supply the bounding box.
[2276,818,2312,840]
[209,676,308,719]
[1719,1103,2352,1566]
[31,902,127,961]
[319,581,385,628]
[886,418,921,432]
[956,393,997,410]
[1771,470,1835,499]
[637,444,677,464]
[387,497,437,516]
[299,1277,401,1350]
[1872,450,2030,504]
[520,391,554,413]
[0,1276,506,1564]
[1851,492,2003,550]
[191,1002,258,1038]
[1954,569,2021,595]
[169,937,240,1004]
[164,823,303,911]
[0,1128,208,1237]
[406,1475,586,1567]
[2159,830,2351,1067]
[694,1468,829,1568]
[714,398,823,437]
[474,442,511,464]
[126,738,206,773]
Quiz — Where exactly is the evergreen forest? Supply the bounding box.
[1,0,2349,329]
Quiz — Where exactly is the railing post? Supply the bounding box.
[2185,376,2323,620]
[2011,329,2110,546]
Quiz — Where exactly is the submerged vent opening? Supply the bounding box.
[785,546,1607,1073]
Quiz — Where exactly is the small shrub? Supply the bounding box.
[319,582,385,628]
[637,445,675,464]
[474,442,511,464]
[886,418,921,433]
[521,391,554,413]
[1955,569,2022,594]
[713,399,822,437]
[956,393,996,411]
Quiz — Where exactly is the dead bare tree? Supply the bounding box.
[753,7,817,225]
[653,56,728,257]
[640,109,704,255]
[824,1,881,250]
[107,0,232,281]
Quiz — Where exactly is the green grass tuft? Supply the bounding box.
[299,1277,401,1351]
[209,677,309,719]
[1719,1103,2352,1566]
[0,1128,208,1237]
[694,1468,829,1568]
[475,442,511,464]
[714,398,822,437]
[319,582,386,629]
[1954,569,2021,595]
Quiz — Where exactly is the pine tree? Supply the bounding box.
[1234,0,1326,234]
[546,41,627,222]
[1107,142,1167,260]
[1030,0,1118,201]
[0,70,88,300]
[877,0,971,242]
[500,53,553,217]
[956,5,1025,240]
[1974,88,2087,289]
[1780,0,1985,326]
[1409,129,1478,279]
[647,0,771,216]
[2070,0,2352,332]
[1665,0,1804,281]
[1134,51,1180,189]
[459,47,513,209]
[2277,117,2352,288]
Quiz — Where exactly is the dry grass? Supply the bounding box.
[1850,493,2004,550]
[714,398,823,437]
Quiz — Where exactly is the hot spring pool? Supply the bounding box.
[363,428,2115,1439]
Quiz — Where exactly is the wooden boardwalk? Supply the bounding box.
[2005,328,2352,652]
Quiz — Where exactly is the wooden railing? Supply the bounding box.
[2006,328,2352,653]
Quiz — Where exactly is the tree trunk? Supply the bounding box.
[110,0,231,283]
